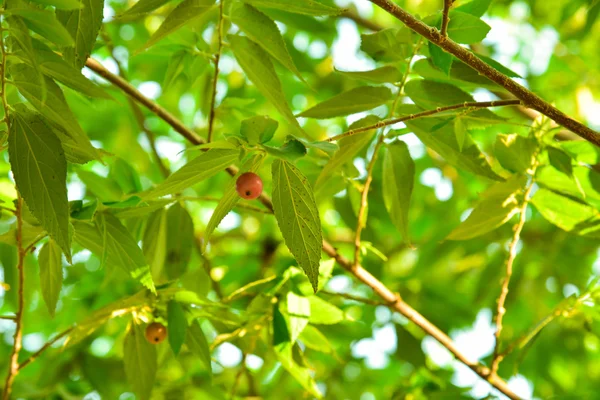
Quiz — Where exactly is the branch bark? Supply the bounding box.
[2,196,25,400]
[85,58,519,399]
[207,0,225,143]
[367,0,600,147]
[440,0,454,37]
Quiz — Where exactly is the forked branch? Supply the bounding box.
[367,0,600,147]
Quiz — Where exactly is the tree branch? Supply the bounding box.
[84,59,519,400]
[3,195,25,400]
[18,327,74,371]
[100,29,170,178]
[490,164,538,376]
[341,9,383,31]
[207,0,225,143]
[326,99,521,142]
[367,0,600,147]
[440,0,454,37]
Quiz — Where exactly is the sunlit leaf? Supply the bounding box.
[39,239,63,317]
[297,86,392,119]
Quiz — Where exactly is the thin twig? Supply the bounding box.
[0,205,16,214]
[320,290,385,306]
[368,0,600,148]
[0,315,16,321]
[440,0,454,37]
[326,100,522,142]
[100,29,170,178]
[3,195,24,399]
[230,352,248,399]
[85,58,518,399]
[207,0,225,143]
[489,164,538,376]
[18,327,74,371]
[352,39,421,267]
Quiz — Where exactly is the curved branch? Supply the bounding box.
[368,0,600,147]
[84,58,519,400]
[440,0,454,37]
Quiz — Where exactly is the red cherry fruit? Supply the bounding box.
[236,172,263,200]
[145,322,167,344]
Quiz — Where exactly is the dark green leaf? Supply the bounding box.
[263,137,307,162]
[56,0,104,67]
[495,134,536,173]
[244,0,340,16]
[335,65,403,84]
[297,86,392,119]
[360,28,413,62]
[548,147,574,177]
[165,203,194,279]
[139,0,215,51]
[231,3,305,83]
[272,160,323,292]
[274,342,322,398]
[429,42,453,75]
[167,300,188,356]
[9,8,74,46]
[383,140,415,243]
[445,10,491,44]
[30,0,82,9]
[124,323,157,400]
[39,239,63,317]
[186,321,212,375]
[9,105,71,259]
[142,208,168,278]
[455,0,493,17]
[229,34,303,134]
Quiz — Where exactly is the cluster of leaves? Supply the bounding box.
[1,0,600,399]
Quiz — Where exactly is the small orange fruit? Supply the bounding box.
[145,322,167,344]
[236,172,263,200]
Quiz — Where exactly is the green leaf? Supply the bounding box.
[30,0,82,9]
[336,65,403,84]
[139,0,215,51]
[314,115,379,191]
[454,117,468,151]
[142,149,239,200]
[263,136,307,162]
[447,176,526,240]
[109,158,143,195]
[186,321,212,375]
[475,54,522,78]
[299,325,333,354]
[120,0,171,17]
[273,302,291,345]
[8,8,74,46]
[142,208,168,278]
[429,42,453,75]
[360,28,413,62]
[559,140,600,165]
[9,105,72,259]
[39,239,63,317]
[548,147,573,177]
[531,188,600,237]
[445,10,491,44]
[231,3,305,84]
[229,34,303,135]
[308,296,345,324]
[494,134,536,173]
[203,154,264,251]
[286,291,310,343]
[272,160,323,292]
[73,213,156,292]
[167,300,188,356]
[56,0,105,67]
[240,115,278,145]
[383,141,415,243]
[9,63,100,163]
[405,117,503,181]
[165,203,194,279]
[455,0,492,17]
[244,0,340,16]
[297,86,392,119]
[274,342,322,398]
[124,323,157,400]
[76,170,124,202]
